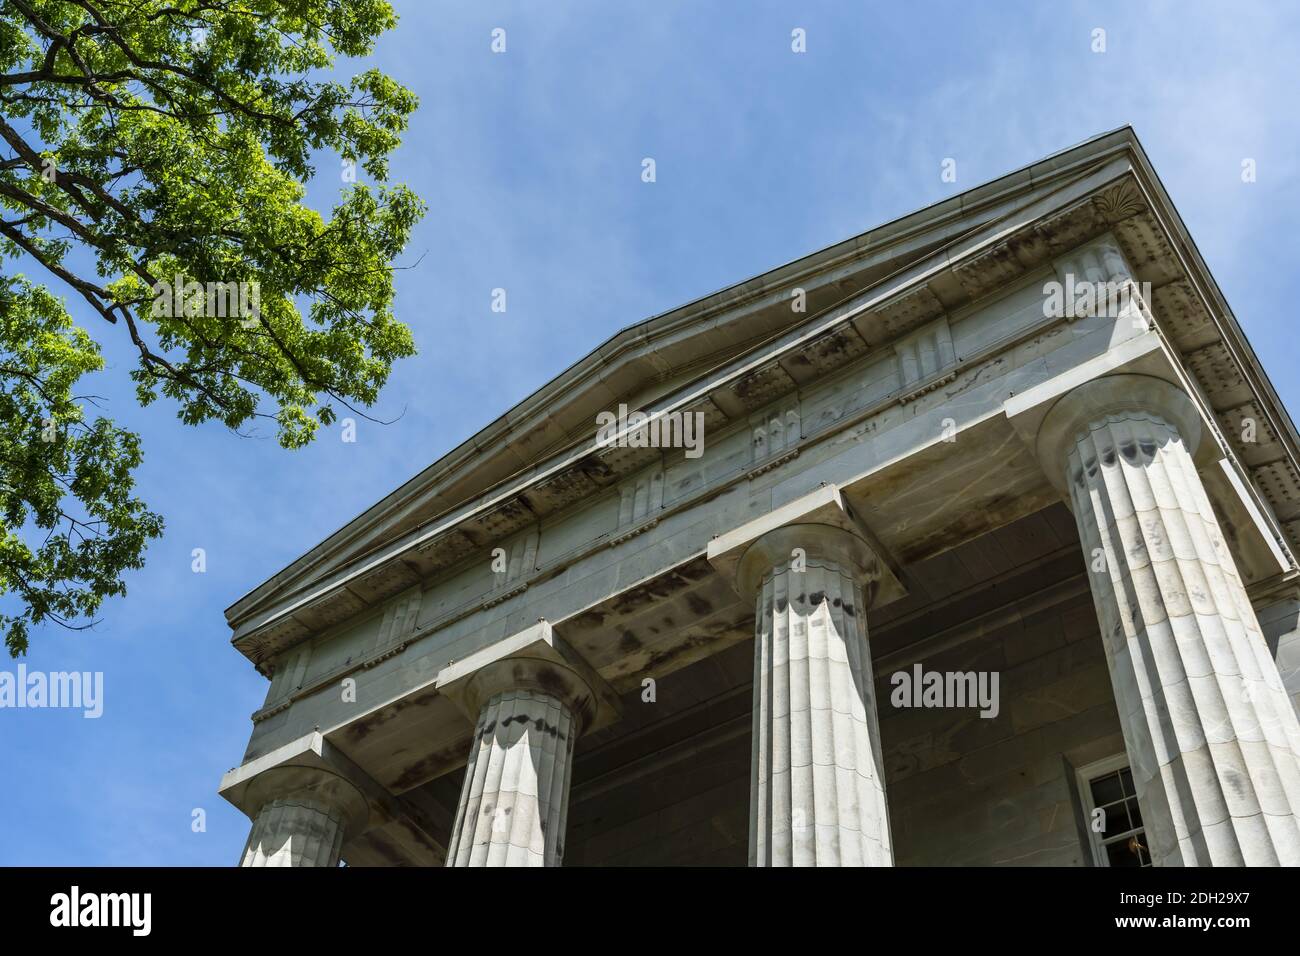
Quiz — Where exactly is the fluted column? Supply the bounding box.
[737,523,892,866]
[446,658,594,866]
[237,767,367,867]
[241,795,347,867]
[1036,374,1300,866]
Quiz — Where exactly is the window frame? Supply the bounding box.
[1075,753,1149,868]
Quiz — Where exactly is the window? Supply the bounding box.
[1076,754,1150,867]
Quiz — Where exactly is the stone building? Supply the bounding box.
[219,128,1300,867]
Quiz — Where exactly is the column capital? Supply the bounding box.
[707,483,905,608]
[241,764,369,840]
[436,619,620,736]
[231,757,370,867]
[219,730,371,839]
[734,522,883,602]
[440,621,603,867]
[1027,373,1207,491]
[462,656,597,735]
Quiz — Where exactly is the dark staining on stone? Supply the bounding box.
[343,685,437,743]
[608,586,657,617]
[366,830,409,866]
[680,557,714,583]
[785,352,815,372]
[775,596,788,613]
[1222,766,1246,801]
[346,717,377,743]
[1139,438,1156,459]
[534,665,571,700]
[573,609,607,630]
[1101,446,1116,467]
[1120,440,1138,463]
[900,491,1024,564]
[686,593,713,617]
[503,714,564,741]
[607,563,706,616]
[619,630,642,653]
[579,457,617,482]
[640,627,732,675]
[733,370,774,402]
[390,746,463,792]
[810,590,826,607]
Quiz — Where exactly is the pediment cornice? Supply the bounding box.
[227,128,1300,666]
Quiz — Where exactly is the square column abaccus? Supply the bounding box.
[219,743,371,868]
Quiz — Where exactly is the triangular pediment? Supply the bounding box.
[226,127,1300,665]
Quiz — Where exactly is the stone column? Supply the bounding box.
[736,523,892,866]
[1035,373,1300,866]
[237,767,367,867]
[446,658,595,867]
[241,796,347,867]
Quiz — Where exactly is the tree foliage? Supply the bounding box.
[0,0,423,654]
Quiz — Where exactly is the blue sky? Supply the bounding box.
[3,1,1298,865]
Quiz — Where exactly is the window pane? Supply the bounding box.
[1096,802,1126,839]
[1091,771,1124,807]
[1106,836,1143,867]
[1120,767,1135,796]
[1135,837,1151,866]
[1126,797,1142,830]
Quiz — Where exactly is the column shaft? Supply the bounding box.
[750,551,891,866]
[446,688,578,867]
[1065,408,1300,865]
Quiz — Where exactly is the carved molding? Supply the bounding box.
[1094,178,1146,223]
